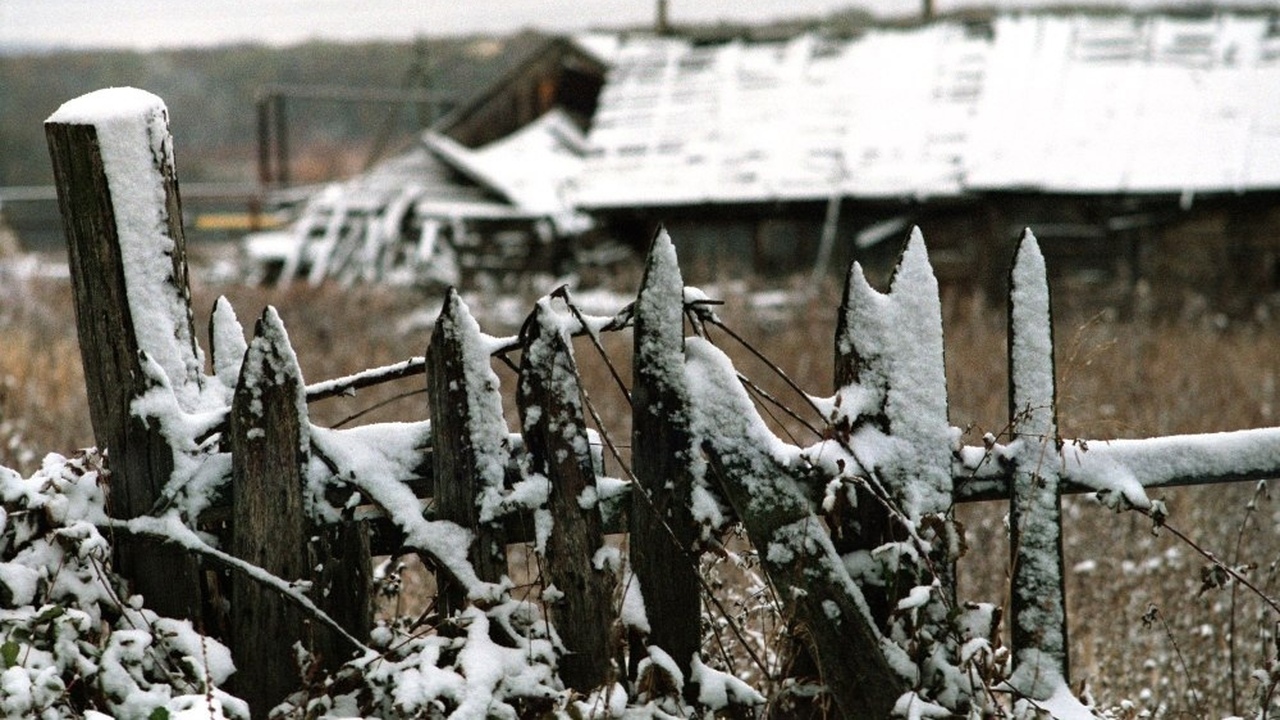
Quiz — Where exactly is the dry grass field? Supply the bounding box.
[2,257,1277,717]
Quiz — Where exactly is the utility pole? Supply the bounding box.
[656,0,670,35]
[923,0,935,22]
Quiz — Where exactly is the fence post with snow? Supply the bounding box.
[44,88,207,623]
[517,299,619,691]
[628,228,702,686]
[1006,230,1070,693]
[426,288,510,613]
[227,308,314,713]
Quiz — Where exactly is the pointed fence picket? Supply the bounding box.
[517,300,619,691]
[628,231,701,685]
[426,288,510,613]
[227,308,314,713]
[45,89,1280,718]
[1006,231,1070,686]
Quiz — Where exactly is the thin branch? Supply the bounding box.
[560,288,632,407]
[106,515,370,654]
[705,316,824,419]
[739,372,823,441]
[331,388,427,429]
[305,357,426,403]
[1143,604,1205,719]
[1147,509,1280,616]
[1229,480,1268,715]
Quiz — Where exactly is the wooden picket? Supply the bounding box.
[228,308,313,714]
[1006,230,1070,685]
[517,300,618,691]
[426,288,509,613]
[629,229,701,685]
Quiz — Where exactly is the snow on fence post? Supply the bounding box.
[1006,229,1070,694]
[210,296,249,395]
[832,229,958,631]
[44,88,205,622]
[683,337,905,718]
[629,228,701,684]
[831,260,895,624]
[426,289,509,614]
[229,307,315,715]
[517,300,618,692]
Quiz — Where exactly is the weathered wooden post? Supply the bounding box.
[834,227,955,577]
[427,288,510,614]
[228,307,311,715]
[629,228,701,684]
[518,299,617,692]
[1006,229,1070,693]
[45,88,205,621]
[683,335,905,718]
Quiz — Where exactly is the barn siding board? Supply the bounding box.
[437,35,607,149]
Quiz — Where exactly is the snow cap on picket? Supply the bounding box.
[48,87,209,411]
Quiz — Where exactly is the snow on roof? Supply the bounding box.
[570,31,623,67]
[245,108,593,282]
[323,142,509,218]
[294,107,593,225]
[967,13,1280,193]
[424,108,589,217]
[575,12,1280,208]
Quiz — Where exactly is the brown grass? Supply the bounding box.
[4,261,1277,715]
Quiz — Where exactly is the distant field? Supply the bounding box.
[2,260,1276,716]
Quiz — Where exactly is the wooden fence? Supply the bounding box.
[44,90,1280,718]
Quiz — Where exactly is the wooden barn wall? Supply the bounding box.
[594,192,1280,317]
[444,44,605,149]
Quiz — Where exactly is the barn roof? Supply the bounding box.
[425,108,590,222]
[574,12,1280,208]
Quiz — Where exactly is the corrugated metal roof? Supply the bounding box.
[575,12,1280,208]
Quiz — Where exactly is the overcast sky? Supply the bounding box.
[0,0,1233,52]
[0,0,913,51]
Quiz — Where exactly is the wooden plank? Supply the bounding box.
[955,436,1280,503]
[309,516,373,674]
[229,307,312,716]
[1006,229,1070,690]
[517,300,617,692]
[427,288,509,614]
[629,228,701,681]
[832,229,955,616]
[44,93,203,622]
[685,337,905,719]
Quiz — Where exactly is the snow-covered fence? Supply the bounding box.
[44,89,377,716]
[45,88,207,626]
[39,87,1280,719]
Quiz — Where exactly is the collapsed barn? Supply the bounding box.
[252,11,1280,315]
[575,11,1280,314]
[247,33,609,287]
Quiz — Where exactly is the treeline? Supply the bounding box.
[0,37,487,186]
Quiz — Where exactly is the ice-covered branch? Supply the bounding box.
[110,512,370,654]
